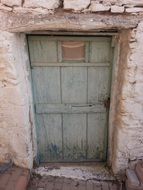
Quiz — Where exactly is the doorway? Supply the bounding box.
[28,35,113,163]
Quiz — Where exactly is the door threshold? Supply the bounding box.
[33,162,116,181]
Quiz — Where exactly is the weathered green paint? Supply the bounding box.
[28,36,112,162]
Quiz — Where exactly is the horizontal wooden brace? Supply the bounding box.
[31,62,111,67]
[35,103,106,114]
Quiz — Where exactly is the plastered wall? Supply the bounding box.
[0,32,37,168]
[0,0,143,174]
[111,23,143,174]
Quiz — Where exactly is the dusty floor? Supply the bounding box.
[28,163,125,190]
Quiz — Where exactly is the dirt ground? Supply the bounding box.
[28,175,125,190]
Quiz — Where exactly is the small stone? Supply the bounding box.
[89,2,110,12]
[24,0,60,9]
[111,5,124,13]
[64,0,90,11]
[126,7,143,13]
[126,169,140,186]
[122,0,143,7]
[1,0,22,6]
[136,162,143,183]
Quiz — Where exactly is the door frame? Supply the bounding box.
[27,31,119,165]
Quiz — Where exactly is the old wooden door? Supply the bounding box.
[28,36,113,163]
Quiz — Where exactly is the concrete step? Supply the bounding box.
[0,165,30,190]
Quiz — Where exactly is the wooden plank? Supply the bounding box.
[89,40,111,63]
[93,181,102,190]
[42,114,63,161]
[35,103,106,114]
[86,181,94,190]
[29,36,112,42]
[88,67,110,103]
[32,67,61,103]
[28,37,58,64]
[35,114,48,162]
[28,31,118,36]
[31,63,110,67]
[63,114,87,161]
[61,67,87,103]
[3,12,140,33]
[101,182,110,190]
[87,113,107,161]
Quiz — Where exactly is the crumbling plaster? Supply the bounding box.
[0,0,143,175]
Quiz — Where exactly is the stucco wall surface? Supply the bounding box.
[111,22,143,174]
[0,31,36,168]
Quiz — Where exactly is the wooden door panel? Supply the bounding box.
[61,67,87,103]
[36,114,49,162]
[36,114,63,162]
[87,113,107,161]
[89,39,111,63]
[63,114,87,161]
[29,36,58,64]
[32,67,61,103]
[88,67,110,103]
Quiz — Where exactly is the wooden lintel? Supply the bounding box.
[0,11,142,33]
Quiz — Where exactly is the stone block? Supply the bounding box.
[121,0,143,7]
[24,0,60,9]
[126,169,140,187]
[111,5,124,13]
[89,2,110,12]
[126,179,143,190]
[126,7,143,13]
[64,0,90,11]
[136,163,143,184]
[1,0,22,6]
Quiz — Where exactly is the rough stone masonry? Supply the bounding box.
[0,0,143,175]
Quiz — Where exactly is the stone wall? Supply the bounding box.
[0,0,143,13]
[0,0,143,174]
